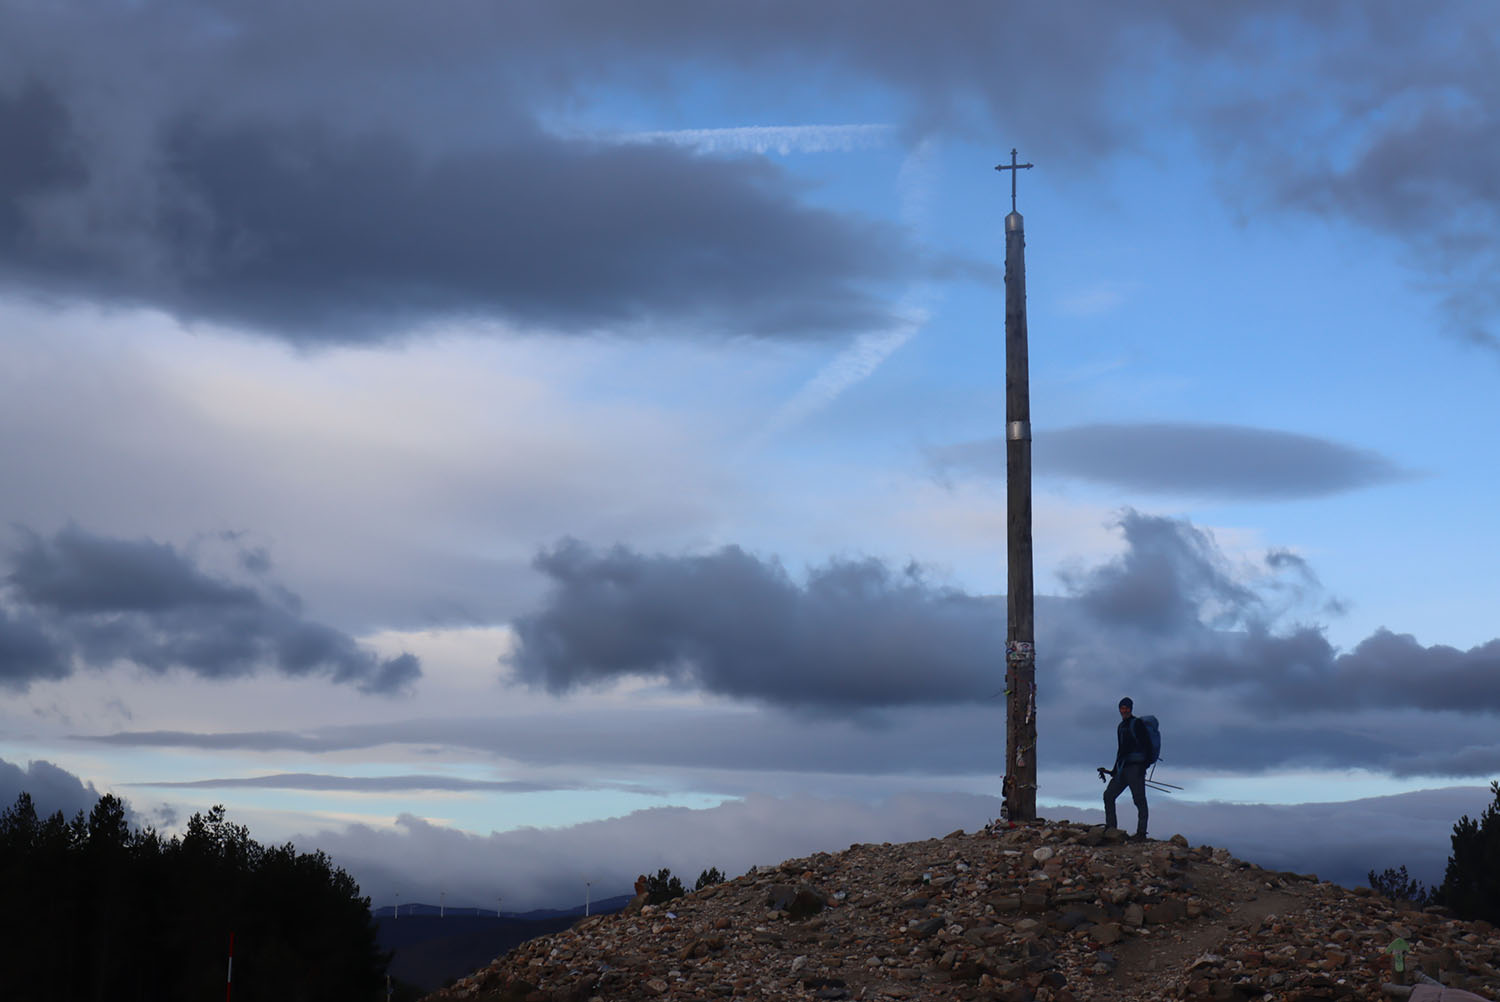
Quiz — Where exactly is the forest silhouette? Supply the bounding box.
[0,792,385,1002]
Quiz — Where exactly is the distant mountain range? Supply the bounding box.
[374,896,634,992]
[373,894,633,922]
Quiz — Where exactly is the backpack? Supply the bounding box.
[1136,715,1161,766]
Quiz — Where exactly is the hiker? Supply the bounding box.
[1103,696,1149,841]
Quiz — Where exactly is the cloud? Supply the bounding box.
[0,89,918,343]
[0,525,420,693]
[507,539,1001,711]
[138,774,530,793]
[309,792,1004,912]
[934,423,1411,500]
[6,2,1495,346]
[129,772,658,795]
[1174,626,1500,720]
[76,511,1500,779]
[616,124,896,156]
[0,756,106,823]
[306,786,1492,911]
[503,511,1500,777]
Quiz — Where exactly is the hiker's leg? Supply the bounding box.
[1102,771,1127,830]
[1126,764,1148,837]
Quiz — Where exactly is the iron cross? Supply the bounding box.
[994,148,1034,213]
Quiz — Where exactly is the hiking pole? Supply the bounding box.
[1100,766,1179,794]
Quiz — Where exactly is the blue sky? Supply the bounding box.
[2,0,1498,909]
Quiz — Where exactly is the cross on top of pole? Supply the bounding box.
[994,148,1034,213]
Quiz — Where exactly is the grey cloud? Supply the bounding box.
[84,729,337,754]
[76,510,1500,778]
[147,116,908,341]
[503,513,1500,776]
[308,786,1490,912]
[934,423,1411,500]
[6,2,1496,345]
[73,698,1500,786]
[508,539,1001,710]
[1,525,420,693]
[0,756,107,823]
[1175,625,1500,718]
[1058,510,1256,634]
[1146,786,1493,891]
[0,81,86,212]
[0,77,919,344]
[310,792,1005,913]
[128,773,603,794]
[82,707,1017,780]
[0,605,70,687]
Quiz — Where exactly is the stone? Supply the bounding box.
[910,917,944,938]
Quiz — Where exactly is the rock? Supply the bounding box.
[910,916,944,938]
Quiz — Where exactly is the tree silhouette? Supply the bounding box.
[0,793,387,1002]
[644,868,686,904]
[1434,780,1500,925]
[1367,865,1431,907]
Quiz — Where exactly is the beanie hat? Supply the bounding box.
[1118,697,1133,709]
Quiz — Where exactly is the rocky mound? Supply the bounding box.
[419,819,1500,1002]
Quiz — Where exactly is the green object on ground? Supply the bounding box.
[1386,937,1411,972]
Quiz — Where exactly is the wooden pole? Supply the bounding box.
[996,150,1036,823]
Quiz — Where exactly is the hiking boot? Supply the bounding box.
[1129,832,1148,843]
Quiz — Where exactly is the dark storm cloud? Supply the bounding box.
[495,512,1500,777]
[18,111,906,342]
[1176,626,1500,717]
[0,525,419,693]
[4,1,1495,345]
[1057,510,1257,634]
[0,756,106,822]
[0,56,919,343]
[508,539,1002,710]
[934,423,1411,500]
[0,81,86,216]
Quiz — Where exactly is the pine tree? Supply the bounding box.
[1435,780,1500,925]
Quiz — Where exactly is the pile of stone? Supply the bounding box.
[420,820,1500,1002]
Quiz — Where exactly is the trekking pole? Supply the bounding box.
[1146,761,1183,790]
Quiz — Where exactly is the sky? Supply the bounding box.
[2,0,1499,910]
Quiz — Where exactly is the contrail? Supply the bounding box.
[610,123,895,156]
[751,135,940,445]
